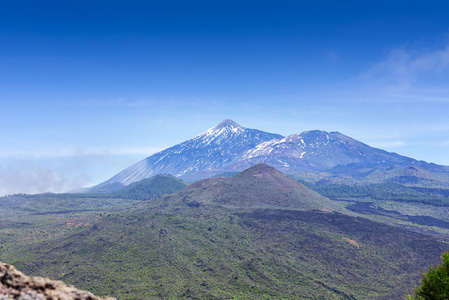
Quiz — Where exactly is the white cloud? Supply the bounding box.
[357,43,449,92]
[0,147,164,196]
[0,146,163,159]
[0,160,89,196]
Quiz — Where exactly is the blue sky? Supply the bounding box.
[1,0,449,195]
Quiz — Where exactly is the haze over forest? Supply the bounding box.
[1,0,449,196]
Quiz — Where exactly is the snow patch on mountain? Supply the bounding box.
[193,119,245,146]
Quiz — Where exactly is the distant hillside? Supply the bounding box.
[113,174,187,200]
[0,193,137,218]
[367,166,449,186]
[309,181,449,206]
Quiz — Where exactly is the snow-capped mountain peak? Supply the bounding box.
[94,120,283,187]
[195,119,245,143]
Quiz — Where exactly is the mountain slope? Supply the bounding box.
[112,174,187,200]
[233,130,418,174]
[177,163,344,211]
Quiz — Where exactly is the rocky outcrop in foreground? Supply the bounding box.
[0,261,115,300]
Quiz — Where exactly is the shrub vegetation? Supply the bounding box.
[408,251,449,300]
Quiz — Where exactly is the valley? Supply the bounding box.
[2,164,449,299]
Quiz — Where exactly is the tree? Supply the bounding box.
[408,251,449,299]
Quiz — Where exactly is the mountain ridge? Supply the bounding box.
[92,120,449,190]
